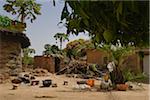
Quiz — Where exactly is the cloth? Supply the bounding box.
[107,61,115,72]
[101,79,112,89]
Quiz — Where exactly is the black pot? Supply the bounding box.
[42,79,52,87]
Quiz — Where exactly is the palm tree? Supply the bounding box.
[3,0,41,23]
[54,33,69,50]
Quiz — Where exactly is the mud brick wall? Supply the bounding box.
[0,37,22,75]
[87,49,141,73]
[122,54,141,73]
[34,56,65,73]
[34,56,55,73]
[59,58,65,69]
[87,49,107,67]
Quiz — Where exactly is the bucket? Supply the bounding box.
[86,79,95,87]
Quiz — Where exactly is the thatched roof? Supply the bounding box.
[0,29,30,48]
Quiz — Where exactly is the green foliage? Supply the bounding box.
[113,47,134,67]
[123,68,148,82]
[122,68,134,82]
[0,15,11,27]
[23,56,34,65]
[43,44,61,55]
[103,30,114,43]
[65,39,94,59]
[23,48,35,57]
[3,0,41,23]
[54,33,69,49]
[22,48,35,65]
[138,51,145,60]
[0,15,26,32]
[100,42,140,84]
[61,1,149,47]
[43,44,64,59]
[100,41,135,67]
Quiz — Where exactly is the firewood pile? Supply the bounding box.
[57,60,104,79]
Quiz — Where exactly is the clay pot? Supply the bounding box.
[42,79,52,87]
[116,84,128,91]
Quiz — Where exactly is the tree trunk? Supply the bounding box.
[60,38,62,50]
[20,8,25,23]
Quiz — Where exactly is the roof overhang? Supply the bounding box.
[0,29,30,48]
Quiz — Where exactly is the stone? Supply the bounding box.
[52,83,57,87]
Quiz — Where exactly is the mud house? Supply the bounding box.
[86,49,108,67]
[0,15,30,75]
[121,49,149,74]
[86,49,149,74]
[34,55,65,73]
[0,29,30,75]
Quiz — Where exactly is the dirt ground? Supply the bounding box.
[0,74,149,100]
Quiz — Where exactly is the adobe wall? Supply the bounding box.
[34,56,55,73]
[122,53,141,73]
[87,49,108,67]
[87,49,141,73]
[0,37,22,75]
[34,56,66,73]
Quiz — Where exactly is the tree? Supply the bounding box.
[54,33,69,49]
[22,48,35,66]
[65,39,94,59]
[61,1,149,47]
[3,0,41,23]
[43,44,60,55]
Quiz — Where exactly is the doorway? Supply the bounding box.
[55,57,60,72]
[143,55,149,76]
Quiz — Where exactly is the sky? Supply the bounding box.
[0,0,90,55]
